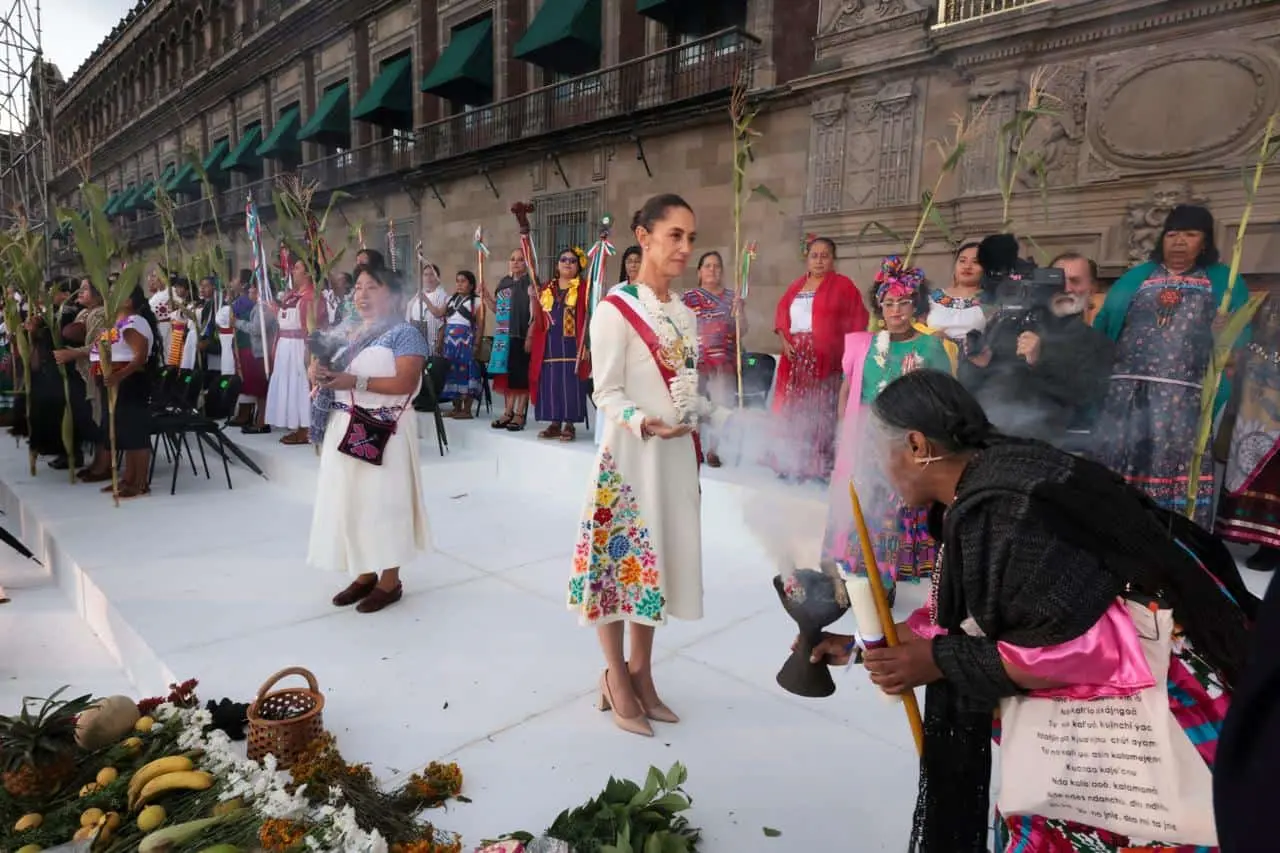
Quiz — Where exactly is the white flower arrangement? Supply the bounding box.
[153,703,390,852]
[636,284,701,424]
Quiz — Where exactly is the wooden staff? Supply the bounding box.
[849,480,925,756]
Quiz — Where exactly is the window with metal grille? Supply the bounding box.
[532,188,601,282]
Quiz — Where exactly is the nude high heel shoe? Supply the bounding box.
[598,670,654,737]
[640,699,680,724]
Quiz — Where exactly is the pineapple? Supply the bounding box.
[0,686,95,798]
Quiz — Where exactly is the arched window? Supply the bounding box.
[155,43,167,92]
[193,10,206,63]
[169,31,179,81]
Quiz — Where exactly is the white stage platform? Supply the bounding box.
[0,413,927,851]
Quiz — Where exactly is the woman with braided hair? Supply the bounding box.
[804,369,1254,852]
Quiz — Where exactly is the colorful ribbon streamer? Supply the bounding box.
[387,219,399,272]
[586,234,616,316]
[244,195,274,375]
[740,241,757,302]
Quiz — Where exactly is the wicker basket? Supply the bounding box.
[246,666,326,769]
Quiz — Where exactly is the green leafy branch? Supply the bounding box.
[1185,112,1280,518]
[272,174,350,333]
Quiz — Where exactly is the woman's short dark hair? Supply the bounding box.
[632,194,693,233]
[238,268,253,286]
[697,251,723,270]
[456,270,477,292]
[354,263,405,292]
[955,240,982,261]
[872,369,998,453]
[806,236,838,259]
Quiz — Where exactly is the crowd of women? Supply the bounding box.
[6,190,1279,851]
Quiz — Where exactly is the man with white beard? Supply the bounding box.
[957,252,1112,448]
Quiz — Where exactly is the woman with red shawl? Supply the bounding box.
[765,237,869,481]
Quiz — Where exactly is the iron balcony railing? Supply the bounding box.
[414,26,758,166]
[109,28,760,241]
[934,0,1053,26]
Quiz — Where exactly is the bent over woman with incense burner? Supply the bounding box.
[805,370,1253,852]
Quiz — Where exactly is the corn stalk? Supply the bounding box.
[1184,112,1280,519]
[729,71,760,408]
[273,174,350,333]
[58,182,145,506]
[0,216,47,475]
[994,66,1061,250]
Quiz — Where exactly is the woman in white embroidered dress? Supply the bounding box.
[568,194,730,737]
[308,265,431,614]
[266,254,324,445]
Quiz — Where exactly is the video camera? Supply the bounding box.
[965,234,1065,353]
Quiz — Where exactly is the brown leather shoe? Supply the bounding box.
[332,577,377,607]
[356,583,403,613]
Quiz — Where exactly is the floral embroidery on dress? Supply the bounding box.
[929,289,982,310]
[568,450,664,623]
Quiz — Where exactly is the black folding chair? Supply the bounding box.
[740,352,777,409]
[413,356,450,457]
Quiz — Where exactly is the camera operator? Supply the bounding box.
[957,236,1113,448]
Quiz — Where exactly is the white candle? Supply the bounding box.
[843,574,901,704]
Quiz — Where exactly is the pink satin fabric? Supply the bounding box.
[906,600,1155,700]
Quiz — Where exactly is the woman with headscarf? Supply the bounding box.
[804,369,1254,852]
[529,246,591,441]
[823,257,951,595]
[766,237,868,482]
[1092,204,1248,527]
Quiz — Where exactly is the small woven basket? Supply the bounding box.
[246,666,326,769]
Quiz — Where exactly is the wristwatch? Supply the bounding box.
[354,375,370,393]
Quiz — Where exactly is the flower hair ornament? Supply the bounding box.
[874,255,925,305]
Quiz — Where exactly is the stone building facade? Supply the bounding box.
[49,0,1280,352]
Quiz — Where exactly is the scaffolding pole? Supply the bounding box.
[0,0,48,275]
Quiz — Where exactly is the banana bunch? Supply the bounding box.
[126,755,214,810]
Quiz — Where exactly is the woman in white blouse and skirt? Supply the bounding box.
[569,194,730,737]
[308,265,431,614]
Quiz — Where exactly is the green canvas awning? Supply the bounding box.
[298,82,351,147]
[144,165,177,201]
[102,191,124,217]
[167,162,198,193]
[222,126,263,172]
[514,0,601,75]
[636,0,713,34]
[421,17,494,105]
[256,106,302,161]
[114,186,139,214]
[198,138,231,186]
[353,55,413,130]
[130,180,156,212]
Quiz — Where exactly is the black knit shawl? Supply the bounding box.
[909,441,1255,852]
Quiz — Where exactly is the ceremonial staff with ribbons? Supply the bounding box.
[735,240,756,407]
[245,195,274,377]
[386,219,399,272]
[581,214,615,374]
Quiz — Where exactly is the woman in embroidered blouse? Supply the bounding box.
[529,247,591,441]
[681,250,745,467]
[823,257,951,596]
[440,270,484,419]
[925,241,986,352]
[805,370,1252,852]
[569,194,730,738]
[767,237,869,482]
[1092,204,1248,527]
[308,265,431,615]
[90,286,161,499]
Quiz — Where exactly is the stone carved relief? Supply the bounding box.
[960,90,1018,196]
[1123,184,1210,263]
[1089,48,1279,171]
[1015,63,1086,190]
[822,0,910,31]
[810,82,919,212]
[806,94,846,214]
